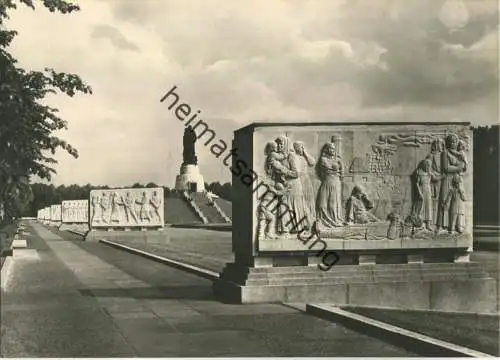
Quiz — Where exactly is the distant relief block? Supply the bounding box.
[50,204,62,224]
[12,239,28,248]
[61,199,89,224]
[175,164,205,192]
[89,187,164,230]
[217,122,477,305]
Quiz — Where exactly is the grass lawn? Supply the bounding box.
[344,306,499,356]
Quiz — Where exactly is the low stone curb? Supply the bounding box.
[306,304,494,358]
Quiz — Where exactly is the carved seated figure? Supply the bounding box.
[345,186,379,225]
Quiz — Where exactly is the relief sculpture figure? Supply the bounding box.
[256,185,284,240]
[436,134,467,233]
[425,138,444,198]
[110,192,122,224]
[284,141,316,231]
[264,141,289,184]
[123,192,138,223]
[273,136,296,234]
[445,173,466,233]
[91,195,100,223]
[346,185,379,224]
[407,158,441,231]
[100,193,110,223]
[149,191,162,222]
[136,191,152,222]
[315,142,344,228]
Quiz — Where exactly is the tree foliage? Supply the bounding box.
[0,0,91,223]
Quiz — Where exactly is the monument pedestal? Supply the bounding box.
[58,223,89,233]
[214,259,498,314]
[175,164,205,192]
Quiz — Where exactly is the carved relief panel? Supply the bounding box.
[242,123,472,248]
[62,200,89,223]
[89,187,164,228]
[50,204,62,222]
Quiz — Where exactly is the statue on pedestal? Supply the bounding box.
[183,126,198,166]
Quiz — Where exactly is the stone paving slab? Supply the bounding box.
[1,221,417,357]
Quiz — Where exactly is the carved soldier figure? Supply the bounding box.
[183,126,198,165]
[436,134,467,233]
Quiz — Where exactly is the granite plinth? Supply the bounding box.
[214,262,498,314]
[175,164,205,192]
[58,223,90,233]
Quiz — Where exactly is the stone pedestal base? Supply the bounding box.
[175,164,205,192]
[58,223,90,233]
[213,262,498,314]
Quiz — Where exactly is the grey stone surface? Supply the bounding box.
[1,221,417,357]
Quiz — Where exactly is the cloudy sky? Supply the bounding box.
[6,0,498,187]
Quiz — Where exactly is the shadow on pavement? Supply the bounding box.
[79,285,213,300]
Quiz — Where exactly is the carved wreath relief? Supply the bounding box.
[89,188,164,228]
[256,132,470,241]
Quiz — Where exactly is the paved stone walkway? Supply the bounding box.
[1,221,416,357]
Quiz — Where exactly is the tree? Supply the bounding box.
[0,0,92,223]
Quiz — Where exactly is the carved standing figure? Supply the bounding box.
[123,192,138,223]
[426,138,444,198]
[149,191,162,222]
[99,193,110,224]
[316,142,344,228]
[264,141,288,185]
[445,173,466,233]
[110,192,122,223]
[183,126,198,165]
[436,134,467,233]
[136,191,152,222]
[408,159,441,231]
[91,195,100,223]
[286,141,316,230]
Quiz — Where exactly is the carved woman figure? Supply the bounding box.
[315,142,344,228]
[346,185,379,224]
[109,192,122,223]
[408,159,440,231]
[286,141,316,230]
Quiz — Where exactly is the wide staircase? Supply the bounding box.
[214,198,232,221]
[190,192,229,224]
[164,193,203,224]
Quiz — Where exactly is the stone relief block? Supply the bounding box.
[61,200,89,223]
[50,204,62,222]
[233,123,473,258]
[89,187,164,228]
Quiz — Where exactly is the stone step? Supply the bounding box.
[243,272,487,286]
[224,262,482,274]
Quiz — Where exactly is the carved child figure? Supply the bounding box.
[256,184,286,240]
[264,141,288,184]
[445,173,466,234]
